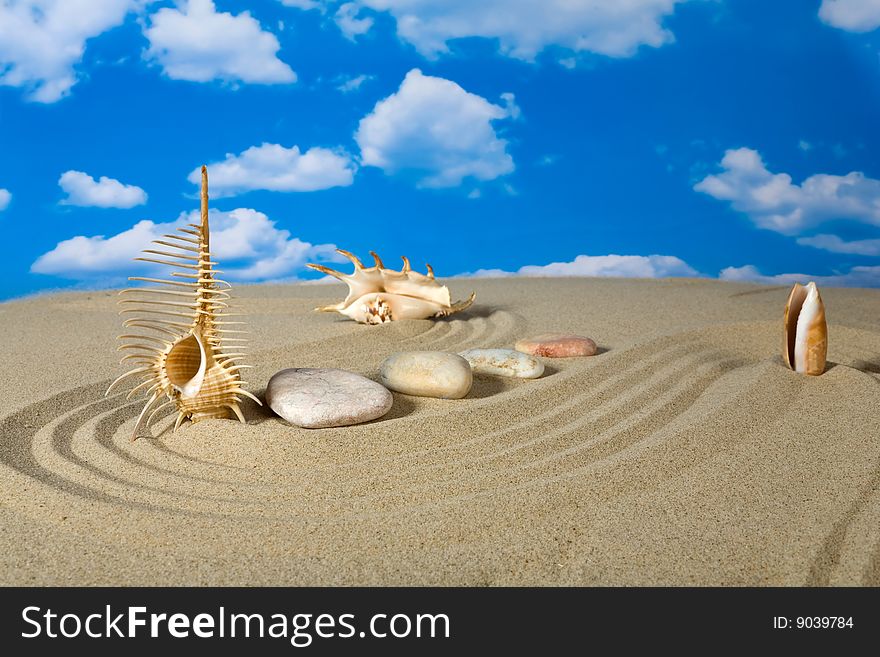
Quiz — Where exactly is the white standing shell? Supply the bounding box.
[783,281,827,376]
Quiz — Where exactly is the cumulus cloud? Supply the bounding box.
[0,189,11,211]
[336,73,374,93]
[694,147,880,235]
[819,0,880,32]
[355,69,515,188]
[796,233,880,256]
[340,0,687,61]
[0,0,137,103]
[720,264,880,288]
[335,2,374,40]
[144,0,296,84]
[31,208,340,282]
[58,170,147,208]
[465,254,699,279]
[278,0,322,8]
[191,143,356,197]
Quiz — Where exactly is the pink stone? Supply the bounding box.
[514,333,598,358]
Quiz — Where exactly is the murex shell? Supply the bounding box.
[106,166,261,439]
[783,281,827,376]
[308,250,475,324]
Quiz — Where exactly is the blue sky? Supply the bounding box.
[1,0,879,299]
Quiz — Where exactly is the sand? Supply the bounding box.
[1,277,879,586]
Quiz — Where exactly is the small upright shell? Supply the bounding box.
[308,250,475,324]
[783,281,827,376]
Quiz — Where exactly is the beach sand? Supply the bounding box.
[1,277,879,586]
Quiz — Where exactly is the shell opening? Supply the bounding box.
[784,283,808,368]
[165,332,207,398]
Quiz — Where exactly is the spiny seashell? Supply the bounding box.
[783,281,827,376]
[307,250,475,324]
[106,166,261,439]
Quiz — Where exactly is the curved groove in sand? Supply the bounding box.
[0,384,230,518]
[93,404,260,489]
[806,434,880,585]
[0,381,288,519]
[404,319,452,346]
[305,340,693,473]
[358,347,741,503]
[728,286,788,298]
[418,318,467,349]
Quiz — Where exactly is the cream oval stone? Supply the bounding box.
[265,368,393,428]
[379,351,473,399]
[459,348,544,379]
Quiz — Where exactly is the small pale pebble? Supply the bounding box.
[265,368,393,428]
[459,348,544,379]
[515,333,598,358]
[380,351,472,399]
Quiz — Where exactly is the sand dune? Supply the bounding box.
[1,277,879,585]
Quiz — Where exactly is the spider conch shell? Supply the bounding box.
[106,166,261,439]
[783,281,827,376]
[307,250,476,324]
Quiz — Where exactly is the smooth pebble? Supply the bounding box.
[459,348,544,379]
[380,351,472,399]
[515,333,598,358]
[265,368,393,428]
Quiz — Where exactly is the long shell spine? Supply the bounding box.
[107,166,260,439]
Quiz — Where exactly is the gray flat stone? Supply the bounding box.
[459,348,544,378]
[266,368,393,428]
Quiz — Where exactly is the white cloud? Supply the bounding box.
[144,0,296,84]
[819,0,880,32]
[0,189,11,211]
[798,140,813,152]
[465,254,698,279]
[720,264,880,288]
[355,69,515,187]
[694,147,880,235]
[796,233,880,256]
[336,73,374,93]
[31,208,340,282]
[499,92,521,120]
[343,0,687,60]
[58,170,147,208]
[335,2,374,40]
[0,0,137,103]
[278,0,322,8]
[191,143,356,197]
